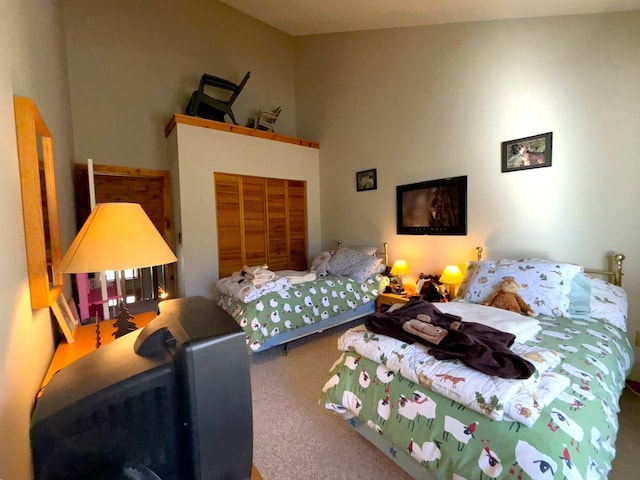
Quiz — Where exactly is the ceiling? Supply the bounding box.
[219,0,640,36]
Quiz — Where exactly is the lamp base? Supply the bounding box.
[95,316,102,349]
[112,300,138,339]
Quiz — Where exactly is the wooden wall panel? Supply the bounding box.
[93,176,165,235]
[74,163,176,299]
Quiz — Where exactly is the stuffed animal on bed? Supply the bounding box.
[402,313,461,345]
[417,273,447,302]
[482,276,536,317]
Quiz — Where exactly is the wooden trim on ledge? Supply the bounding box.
[165,114,319,149]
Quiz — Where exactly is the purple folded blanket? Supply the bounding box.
[364,299,535,379]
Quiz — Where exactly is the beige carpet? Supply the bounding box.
[249,322,640,479]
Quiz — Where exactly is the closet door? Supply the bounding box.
[215,173,307,277]
[242,176,268,266]
[214,173,244,278]
[287,180,307,270]
[265,178,288,271]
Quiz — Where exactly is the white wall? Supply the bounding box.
[294,12,640,378]
[0,0,76,477]
[170,123,321,298]
[62,0,297,170]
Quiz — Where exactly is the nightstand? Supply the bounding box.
[376,292,411,312]
[41,311,158,389]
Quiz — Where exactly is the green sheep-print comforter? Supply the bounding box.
[218,274,388,352]
[320,313,634,480]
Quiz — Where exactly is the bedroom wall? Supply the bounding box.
[61,0,297,170]
[0,0,76,477]
[169,124,321,299]
[294,11,640,379]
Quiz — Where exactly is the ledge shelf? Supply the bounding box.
[165,114,319,149]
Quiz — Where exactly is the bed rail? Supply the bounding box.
[336,241,390,267]
[585,252,625,286]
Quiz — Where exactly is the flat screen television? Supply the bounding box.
[30,296,253,480]
[396,175,467,235]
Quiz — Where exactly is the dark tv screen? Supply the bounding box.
[396,175,467,235]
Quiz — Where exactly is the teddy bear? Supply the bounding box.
[482,276,536,317]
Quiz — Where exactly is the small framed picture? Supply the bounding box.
[356,168,377,192]
[50,294,79,343]
[501,132,553,173]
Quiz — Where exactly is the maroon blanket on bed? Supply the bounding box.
[364,300,535,379]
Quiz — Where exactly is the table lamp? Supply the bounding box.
[390,259,410,294]
[440,265,463,299]
[58,203,177,340]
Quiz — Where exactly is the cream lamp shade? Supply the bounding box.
[58,203,177,273]
[390,259,410,293]
[390,259,410,277]
[440,265,463,285]
[440,265,463,298]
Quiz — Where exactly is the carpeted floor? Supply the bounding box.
[249,322,640,479]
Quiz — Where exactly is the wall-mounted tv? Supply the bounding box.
[396,175,467,235]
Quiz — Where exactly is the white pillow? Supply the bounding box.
[456,260,480,299]
[327,247,383,283]
[310,251,332,276]
[348,245,378,256]
[588,277,628,331]
[464,258,582,317]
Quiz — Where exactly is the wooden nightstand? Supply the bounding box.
[41,311,158,389]
[376,292,411,312]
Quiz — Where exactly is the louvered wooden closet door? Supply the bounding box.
[215,173,244,278]
[266,178,288,271]
[242,176,268,266]
[214,173,307,278]
[287,180,307,270]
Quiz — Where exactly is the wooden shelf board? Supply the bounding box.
[165,114,319,149]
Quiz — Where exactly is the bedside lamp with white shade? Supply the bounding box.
[440,265,463,299]
[390,259,411,294]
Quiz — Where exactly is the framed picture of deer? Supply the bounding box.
[501,132,553,172]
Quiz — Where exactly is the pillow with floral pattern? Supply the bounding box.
[588,277,627,331]
[463,258,583,317]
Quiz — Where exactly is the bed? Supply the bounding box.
[216,243,390,353]
[320,250,634,480]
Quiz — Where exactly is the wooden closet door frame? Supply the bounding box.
[74,163,176,297]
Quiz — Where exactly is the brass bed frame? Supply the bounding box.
[475,246,625,286]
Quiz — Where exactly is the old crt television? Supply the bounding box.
[30,296,253,480]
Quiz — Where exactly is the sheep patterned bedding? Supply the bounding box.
[217,273,388,352]
[320,306,634,480]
